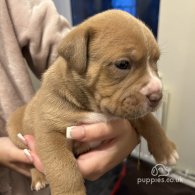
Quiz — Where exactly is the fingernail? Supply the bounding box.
[66,126,85,140]
[17,133,27,145]
[66,126,75,139]
[24,149,33,162]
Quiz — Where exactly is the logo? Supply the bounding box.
[137,163,183,185]
[151,164,170,177]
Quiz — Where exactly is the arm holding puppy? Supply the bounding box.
[2,119,138,180]
[65,119,139,180]
[0,137,32,177]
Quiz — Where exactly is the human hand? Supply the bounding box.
[0,135,44,177]
[0,137,32,177]
[68,119,139,180]
[5,119,139,180]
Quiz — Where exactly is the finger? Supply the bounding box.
[68,119,131,142]
[77,140,120,180]
[23,135,36,152]
[17,133,27,145]
[30,152,44,173]
[23,135,44,172]
[77,127,138,180]
[9,147,32,164]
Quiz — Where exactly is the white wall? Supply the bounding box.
[158,0,195,173]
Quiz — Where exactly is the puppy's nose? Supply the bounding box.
[140,71,162,98]
[147,92,162,107]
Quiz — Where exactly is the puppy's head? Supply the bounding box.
[58,10,162,119]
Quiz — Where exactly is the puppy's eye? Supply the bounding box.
[115,60,131,70]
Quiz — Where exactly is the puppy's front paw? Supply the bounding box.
[31,168,48,191]
[149,140,179,166]
[160,149,179,165]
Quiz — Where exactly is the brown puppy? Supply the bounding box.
[7,10,179,195]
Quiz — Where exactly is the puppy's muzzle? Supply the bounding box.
[140,69,163,109]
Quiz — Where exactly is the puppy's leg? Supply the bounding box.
[31,168,48,191]
[131,113,179,165]
[36,130,86,195]
[7,105,27,149]
[7,105,49,191]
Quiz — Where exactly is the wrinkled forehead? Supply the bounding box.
[89,16,159,62]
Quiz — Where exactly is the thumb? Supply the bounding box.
[67,119,125,142]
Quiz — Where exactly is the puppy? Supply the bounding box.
[7,10,179,195]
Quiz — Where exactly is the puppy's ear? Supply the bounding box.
[58,26,90,74]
